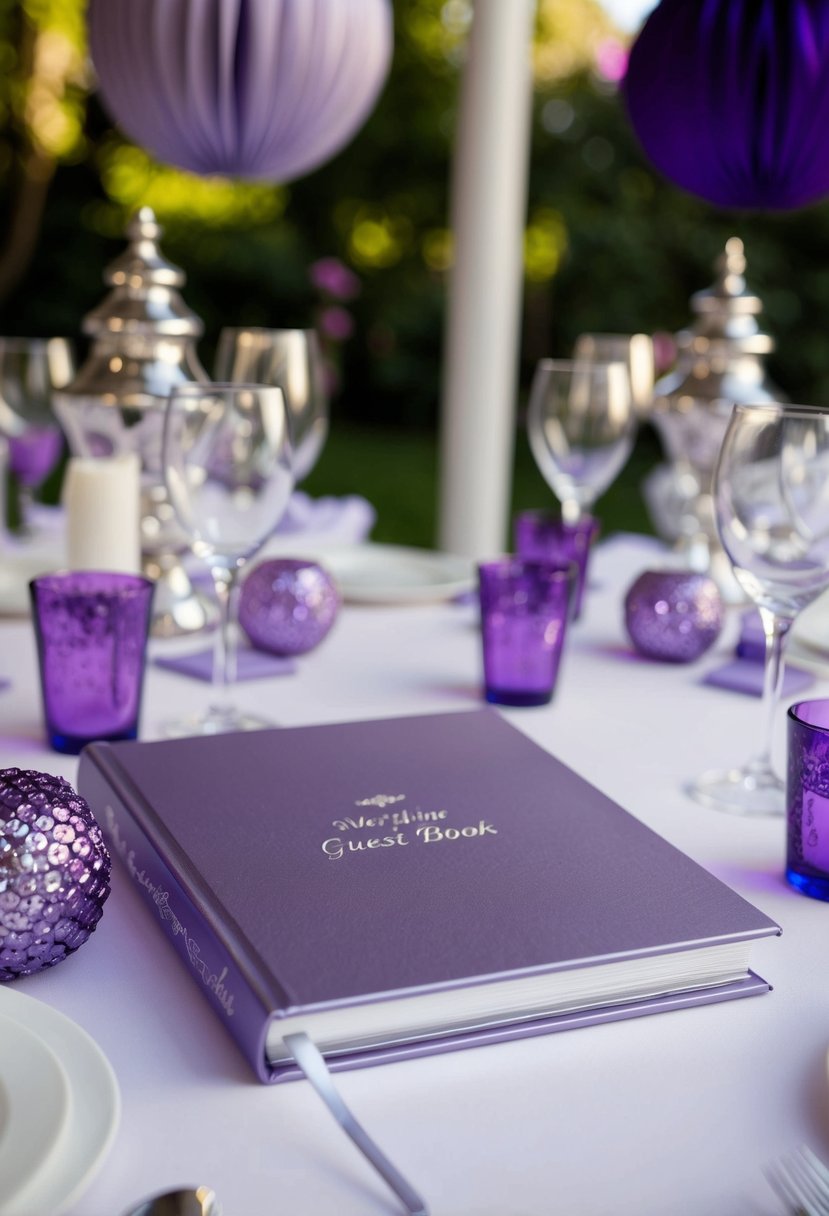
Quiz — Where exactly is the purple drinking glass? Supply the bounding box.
[30,571,154,755]
[514,511,599,619]
[478,558,575,707]
[786,699,829,902]
[8,425,63,488]
[0,337,74,537]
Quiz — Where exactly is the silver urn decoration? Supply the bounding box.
[54,207,216,636]
[648,236,785,599]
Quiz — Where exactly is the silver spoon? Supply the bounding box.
[124,1186,221,1216]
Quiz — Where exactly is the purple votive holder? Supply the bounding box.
[30,571,154,755]
[514,511,599,618]
[786,699,829,901]
[478,558,575,707]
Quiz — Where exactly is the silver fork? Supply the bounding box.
[767,1145,829,1215]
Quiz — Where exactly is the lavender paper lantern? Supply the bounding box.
[624,0,829,210]
[239,558,341,656]
[0,769,111,982]
[624,570,723,663]
[87,0,393,182]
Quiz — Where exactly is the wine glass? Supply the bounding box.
[572,333,655,419]
[527,357,637,524]
[162,383,293,736]
[214,328,328,483]
[689,402,829,815]
[0,338,74,536]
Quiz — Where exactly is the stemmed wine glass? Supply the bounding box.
[527,357,637,524]
[214,328,328,483]
[689,402,829,815]
[162,383,293,736]
[0,338,74,537]
[571,333,655,419]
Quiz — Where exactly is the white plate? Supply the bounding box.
[0,987,120,1216]
[785,641,829,681]
[0,1015,71,1212]
[311,544,475,605]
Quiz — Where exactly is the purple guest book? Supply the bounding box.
[78,709,779,1084]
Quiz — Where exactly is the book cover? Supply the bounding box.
[78,708,779,1083]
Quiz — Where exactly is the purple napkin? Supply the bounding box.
[702,659,814,697]
[735,610,766,662]
[185,492,377,593]
[155,648,296,683]
[0,679,9,692]
[721,607,816,695]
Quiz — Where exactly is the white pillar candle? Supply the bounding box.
[437,0,536,559]
[63,453,141,574]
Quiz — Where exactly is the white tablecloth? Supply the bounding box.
[0,534,825,1216]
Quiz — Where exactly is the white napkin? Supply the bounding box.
[274,491,376,547]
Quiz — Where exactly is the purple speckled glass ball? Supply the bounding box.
[0,769,111,982]
[624,570,723,663]
[239,558,341,657]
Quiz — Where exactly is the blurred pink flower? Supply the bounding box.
[595,38,629,84]
[319,305,355,341]
[310,257,361,300]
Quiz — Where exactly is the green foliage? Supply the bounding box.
[2,0,829,543]
[525,68,829,407]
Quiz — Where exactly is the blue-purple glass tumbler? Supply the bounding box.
[30,571,154,755]
[786,699,829,901]
[514,511,599,619]
[478,559,575,707]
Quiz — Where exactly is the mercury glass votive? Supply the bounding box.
[786,700,829,901]
[30,571,154,755]
[478,559,575,707]
[624,569,723,663]
[239,558,341,655]
[514,511,599,618]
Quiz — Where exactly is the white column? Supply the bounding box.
[437,0,536,558]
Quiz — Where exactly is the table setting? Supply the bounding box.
[6,1,829,1213]
[4,511,829,1215]
[4,303,829,1213]
[4,242,829,1216]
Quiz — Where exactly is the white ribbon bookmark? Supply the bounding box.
[283,1033,430,1216]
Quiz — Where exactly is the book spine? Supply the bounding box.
[78,748,277,1083]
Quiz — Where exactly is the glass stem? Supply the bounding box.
[16,484,35,536]
[210,567,238,709]
[562,498,582,525]
[753,606,792,776]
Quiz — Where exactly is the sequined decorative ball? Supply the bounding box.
[239,558,341,656]
[624,570,724,663]
[0,768,111,982]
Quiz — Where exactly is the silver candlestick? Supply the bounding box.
[649,237,785,599]
[54,207,217,637]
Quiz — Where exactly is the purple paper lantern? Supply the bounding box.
[0,769,111,982]
[624,0,829,210]
[87,0,393,181]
